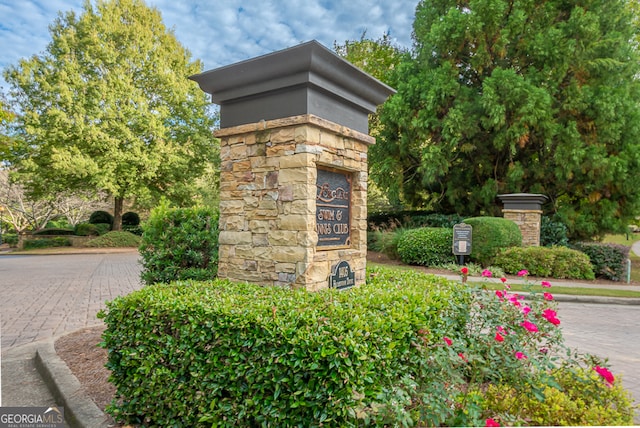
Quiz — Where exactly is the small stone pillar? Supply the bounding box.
[190,41,394,290]
[498,193,548,247]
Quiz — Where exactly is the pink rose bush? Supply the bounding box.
[424,267,631,426]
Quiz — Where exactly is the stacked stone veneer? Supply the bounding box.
[215,114,371,291]
[502,209,543,247]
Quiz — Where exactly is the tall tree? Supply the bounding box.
[4,0,217,230]
[334,33,407,211]
[378,0,640,239]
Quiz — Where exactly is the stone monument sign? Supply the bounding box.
[190,40,394,290]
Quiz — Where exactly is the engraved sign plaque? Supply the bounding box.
[316,168,351,247]
[329,260,355,290]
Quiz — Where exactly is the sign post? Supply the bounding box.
[452,223,472,266]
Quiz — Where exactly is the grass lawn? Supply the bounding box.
[478,282,640,298]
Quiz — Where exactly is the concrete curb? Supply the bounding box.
[34,340,112,428]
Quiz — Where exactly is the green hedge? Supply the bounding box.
[100,270,457,427]
[572,242,630,281]
[464,217,522,266]
[23,237,71,250]
[494,246,595,280]
[31,228,75,236]
[100,267,633,427]
[85,231,142,248]
[397,227,456,266]
[139,205,219,285]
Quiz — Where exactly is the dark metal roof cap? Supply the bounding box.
[189,40,395,133]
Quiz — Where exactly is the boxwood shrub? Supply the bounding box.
[572,242,630,281]
[31,228,75,236]
[396,227,456,266]
[100,270,458,427]
[464,217,522,266]
[139,205,219,285]
[89,210,114,227]
[494,246,595,280]
[23,237,71,250]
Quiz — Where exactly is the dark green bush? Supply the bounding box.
[397,227,456,266]
[85,231,142,248]
[572,242,630,281]
[122,225,143,236]
[23,237,71,250]
[1,233,18,246]
[368,211,464,229]
[99,270,458,427]
[139,205,219,285]
[74,222,111,236]
[464,217,522,266]
[367,227,407,259]
[89,210,113,227]
[122,211,141,226]
[31,228,75,236]
[494,246,595,280]
[540,216,570,247]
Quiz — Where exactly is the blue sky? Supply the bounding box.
[0,0,419,92]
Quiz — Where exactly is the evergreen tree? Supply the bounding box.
[378,0,640,238]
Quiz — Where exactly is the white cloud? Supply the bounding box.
[0,0,418,90]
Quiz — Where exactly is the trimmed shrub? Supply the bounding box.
[85,231,142,248]
[464,217,522,266]
[397,227,456,266]
[23,237,71,250]
[139,205,219,285]
[541,216,570,247]
[494,246,595,280]
[572,242,630,281]
[89,210,113,227]
[99,270,459,427]
[122,211,141,226]
[75,223,100,236]
[1,233,19,247]
[99,267,632,427]
[31,228,75,236]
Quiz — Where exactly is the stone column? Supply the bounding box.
[498,194,549,247]
[190,41,394,290]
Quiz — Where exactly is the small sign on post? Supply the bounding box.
[453,223,472,265]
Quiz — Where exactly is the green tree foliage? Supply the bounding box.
[377,0,640,239]
[3,0,218,230]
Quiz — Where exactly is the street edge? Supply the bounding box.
[34,340,112,428]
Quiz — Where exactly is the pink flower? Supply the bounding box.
[542,308,560,325]
[458,352,467,362]
[461,267,469,275]
[515,351,527,360]
[482,269,493,278]
[517,269,529,277]
[541,281,552,288]
[443,337,453,346]
[521,320,538,332]
[543,292,554,301]
[495,332,504,342]
[495,290,504,300]
[594,366,615,385]
[497,325,506,334]
[485,418,500,427]
[500,277,507,283]
[522,306,531,315]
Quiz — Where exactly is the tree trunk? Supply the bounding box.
[113,197,123,231]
